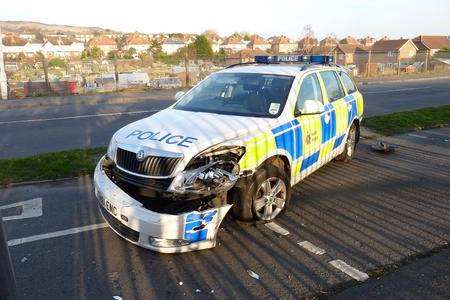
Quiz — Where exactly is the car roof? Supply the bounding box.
[218,64,339,77]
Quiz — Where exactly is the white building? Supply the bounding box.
[162,39,186,55]
[220,35,248,52]
[41,38,85,57]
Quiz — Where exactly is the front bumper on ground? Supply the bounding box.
[93,157,232,253]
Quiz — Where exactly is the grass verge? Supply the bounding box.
[0,147,105,186]
[363,105,450,135]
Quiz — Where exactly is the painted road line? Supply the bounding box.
[7,223,109,246]
[408,133,427,139]
[329,259,369,282]
[363,86,431,94]
[298,241,326,255]
[0,109,159,125]
[1,198,42,221]
[264,222,290,236]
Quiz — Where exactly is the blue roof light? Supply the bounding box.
[254,55,333,65]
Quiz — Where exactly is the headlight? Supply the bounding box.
[107,136,118,162]
[168,145,245,195]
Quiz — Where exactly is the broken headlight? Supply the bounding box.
[168,145,245,195]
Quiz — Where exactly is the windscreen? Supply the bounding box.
[174,73,294,118]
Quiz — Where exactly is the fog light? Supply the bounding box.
[149,237,190,248]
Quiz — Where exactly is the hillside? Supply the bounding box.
[0,20,118,34]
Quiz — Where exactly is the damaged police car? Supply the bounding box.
[94,55,364,253]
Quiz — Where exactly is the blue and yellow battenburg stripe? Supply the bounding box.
[239,93,363,182]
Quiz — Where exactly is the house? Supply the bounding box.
[319,36,338,47]
[75,34,94,43]
[87,36,117,54]
[41,37,85,57]
[225,49,269,65]
[297,37,318,53]
[125,34,150,53]
[338,36,359,45]
[220,35,248,52]
[1,35,42,57]
[368,39,418,74]
[161,38,186,55]
[271,36,297,53]
[413,35,450,56]
[248,35,271,51]
[19,33,36,41]
[306,45,335,55]
[370,39,418,64]
[358,36,376,47]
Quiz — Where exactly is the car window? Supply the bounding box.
[339,72,358,94]
[320,71,345,102]
[174,73,294,118]
[296,73,323,113]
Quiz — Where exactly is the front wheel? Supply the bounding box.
[231,164,291,222]
[336,124,357,162]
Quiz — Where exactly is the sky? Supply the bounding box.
[1,0,450,39]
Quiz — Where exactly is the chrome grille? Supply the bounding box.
[116,148,181,177]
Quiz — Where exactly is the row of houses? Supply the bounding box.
[226,35,450,75]
[0,32,195,58]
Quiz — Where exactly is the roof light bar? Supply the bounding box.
[255,55,333,64]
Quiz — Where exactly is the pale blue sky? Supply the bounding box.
[1,0,449,38]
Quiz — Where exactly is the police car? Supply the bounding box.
[94,55,364,253]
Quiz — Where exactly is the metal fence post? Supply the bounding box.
[0,212,16,300]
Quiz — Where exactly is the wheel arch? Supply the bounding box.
[352,118,361,143]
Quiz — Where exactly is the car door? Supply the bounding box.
[318,70,346,156]
[293,72,324,180]
[338,71,363,127]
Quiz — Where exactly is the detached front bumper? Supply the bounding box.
[93,157,232,253]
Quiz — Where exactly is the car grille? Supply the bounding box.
[116,148,181,177]
[99,204,139,242]
[111,166,173,191]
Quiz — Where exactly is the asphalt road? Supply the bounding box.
[0,78,449,159]
[1,129,450,299]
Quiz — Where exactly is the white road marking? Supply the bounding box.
[0,109,159,125]
[363,86,431,94]
[1,198,43,221]
[7,223,108,246]
[408,133,427,139]
[298,241,326,255]
[329,259,369,282]
[264,222,290,235]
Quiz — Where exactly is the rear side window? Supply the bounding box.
[320,71,345,102]
[339,72,358,94]
[296,73,323,112]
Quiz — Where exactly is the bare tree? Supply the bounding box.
[302,25,315,38]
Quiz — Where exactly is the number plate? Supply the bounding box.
[98,192,118,217]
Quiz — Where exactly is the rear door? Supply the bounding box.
[318,70,345,158]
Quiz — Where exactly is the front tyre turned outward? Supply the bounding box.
[336,124,357,162]
[231,164,291,222]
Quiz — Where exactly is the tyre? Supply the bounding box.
[336,124,357,162]
[231,164,291,222]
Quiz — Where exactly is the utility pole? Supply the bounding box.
[424,49,429,72]
[0,212,17,300]
[0,25,8,100]
[367,50,372,78]
[397,52,400,76]
[184,49,189,87]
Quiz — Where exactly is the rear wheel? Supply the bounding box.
[232,164,291,222]
[336,124,357,162]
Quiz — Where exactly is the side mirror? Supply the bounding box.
[300,100,324,115]
[174,91,185,100]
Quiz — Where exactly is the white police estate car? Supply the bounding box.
[94,55,364,253]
